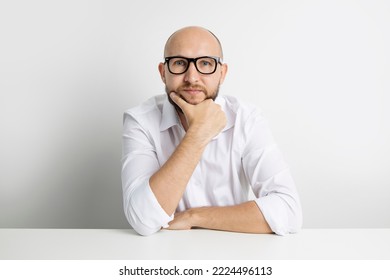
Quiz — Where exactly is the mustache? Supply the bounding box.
[177,84,207,93]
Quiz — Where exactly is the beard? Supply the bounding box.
[165,83,220,114]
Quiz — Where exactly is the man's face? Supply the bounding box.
[158,27,227,111]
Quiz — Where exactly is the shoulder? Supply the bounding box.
[220,95,265,124]
[123,94,166,132]
[124,94,165,118]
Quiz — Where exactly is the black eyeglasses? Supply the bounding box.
[164,56,223,75]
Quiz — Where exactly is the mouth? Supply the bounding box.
[183,89,203,95]
[181,87,206,96]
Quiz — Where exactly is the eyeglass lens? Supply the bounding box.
[168,57,217,74]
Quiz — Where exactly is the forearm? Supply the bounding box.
[171,201,273,234]
[149,130,207,216]
[150,93,227,219]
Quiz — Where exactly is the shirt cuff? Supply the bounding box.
[255,194,302,236]
[130,178,174,234]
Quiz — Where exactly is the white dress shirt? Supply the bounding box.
[122,94,302,236]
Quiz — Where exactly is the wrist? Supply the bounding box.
[187,207,204,228]
[185,127,212,148]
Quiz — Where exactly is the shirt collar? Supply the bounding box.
[159,95,235,133]
[160,97,180,132]
[215,95,235,133]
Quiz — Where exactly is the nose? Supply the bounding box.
[183,61,200,83]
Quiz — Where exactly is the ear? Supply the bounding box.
[219,63,228,85]
[158,62,166,84]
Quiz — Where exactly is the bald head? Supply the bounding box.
[164,26,223,59]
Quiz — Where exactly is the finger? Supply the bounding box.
[169,92,191,111]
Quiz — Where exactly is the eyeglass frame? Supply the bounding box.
[164,56,223,75]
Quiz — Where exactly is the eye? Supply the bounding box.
[173,59,187,66]
[197,58,216,70]
[200,60,212,66]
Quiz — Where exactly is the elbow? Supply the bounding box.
[124,207,161,236]
[273,201,303,235]
[287,205,303,234]
[271,216,302,236]
[257,193,303,236]
[122,178,173,236]
[288,194,303,233]
[123,189,170,236]
[132,224,161,237]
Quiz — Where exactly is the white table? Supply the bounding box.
[1,228,389,259]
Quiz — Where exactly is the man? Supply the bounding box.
[122,26,302,236]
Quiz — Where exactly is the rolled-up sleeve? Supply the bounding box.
[121,112,173,236]
[242,111,302,235]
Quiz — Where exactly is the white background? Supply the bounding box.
[0,0,389,229]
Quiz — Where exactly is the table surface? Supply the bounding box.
[1,228,389,260]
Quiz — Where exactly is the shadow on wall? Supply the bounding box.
[1,89,132,229]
